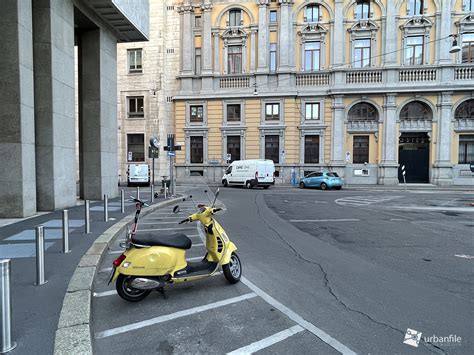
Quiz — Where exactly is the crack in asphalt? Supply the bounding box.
[254,194,447,354]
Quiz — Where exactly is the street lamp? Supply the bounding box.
[449,34,461,54]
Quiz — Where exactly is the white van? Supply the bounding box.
[222,159,275,189]
[127,164,150,186]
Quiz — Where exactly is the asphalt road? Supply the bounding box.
[91,186,473,354]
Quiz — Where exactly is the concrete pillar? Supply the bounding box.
[33,0,76,211]
[384,0,397,66]
[332,0,344,67]
[250,28,257,72]
[213,30,220,74]
[179,3,194,75]
[201,3,213,74]
[278,0,293,71]
[432,92,453,185]
[379,94,399,185]
[0,0,37,217]
[257,0,269,72]
[79,29,119,199]
[437,0,452,65]
[330,96,346,173]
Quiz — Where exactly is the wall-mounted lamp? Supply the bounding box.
[449,35,461,54]
[253,83,258,96]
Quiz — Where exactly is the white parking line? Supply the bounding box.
[93,290,117,298]
[241,277,356,355]
[94,293,258,339]
[289,219,360,223]
[227,325,304,355]
[109,250,124,254]
[136,227,195,232]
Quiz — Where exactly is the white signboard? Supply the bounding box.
[128,152,132,161]
[226,153,231,162]
[345,151,351,162]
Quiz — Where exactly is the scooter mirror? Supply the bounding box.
[173,206,180,214]
[215,188,220,198]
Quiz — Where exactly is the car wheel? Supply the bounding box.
[320,182,328,190]
[223,179,228,187]
[299,182,305,189]
[245,181,252,189]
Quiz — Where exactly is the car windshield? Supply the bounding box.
[327,172,339,177]
[304,173,317,178]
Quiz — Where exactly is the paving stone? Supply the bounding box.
[67,266,95,292]
[54,324,92,355]
[79,254,101,267]
[58,290,90,329]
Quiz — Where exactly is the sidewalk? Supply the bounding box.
[0,188,178,355]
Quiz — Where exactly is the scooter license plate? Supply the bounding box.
[107,266,116,285]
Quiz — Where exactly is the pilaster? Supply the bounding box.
[330,95,346,171]
[178,3,194,75]
[257,0,269,72]
[201,2,213,74]
[278,0,294,71]
[379,94,399,185]
[384,0,397,66]
[432,92,453,185]
[437,0,452,65]
[332,0,344,67]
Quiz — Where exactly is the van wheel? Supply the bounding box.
[263,186,269,189]
[245,181,252,189]
[223,180,228,187]
[320,182,328,190]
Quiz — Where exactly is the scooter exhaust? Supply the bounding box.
[130,278,164,290]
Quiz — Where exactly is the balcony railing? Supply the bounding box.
[296,73,330,86]
[399,68,437,82]
[455,66,474,80]
[219,75,250,89]
[346,70,382,84]
[454,118,474,131]
[347,120,379,132]
[400,119,432,131]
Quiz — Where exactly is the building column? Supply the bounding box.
[384,0,397,66]
[432,92,453,185]
[178,3,194,92]
[79,28,119,199]
[250,27,257,72]
[379,94,399,185]
[278,0,293,71]
[33,0,76,211]
[257,0,269,72]
[437,0,452,65]
[332,0,344,67]
[0,0,36,217]
[201,3,213,74]
[212,30,220,74]
[330,95,346,176]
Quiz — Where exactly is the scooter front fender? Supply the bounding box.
[220,242,237,265]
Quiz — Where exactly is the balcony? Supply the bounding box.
[399,68,437,82]
[296,72,330,87]
[347,120,379,132]
[455,66,474,80]
[346,70,382,84]
[400,119,432,131]
[219,75,250,89]
[454,118,474,131]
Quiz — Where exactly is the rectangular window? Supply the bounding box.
[305,5,319,23]
[265,135,279,163]
[190,105,204,122]
[304,135,320,164]
[354,39,371,68]
[228,45,242,74]
[465,0,474,11]
[304,42,321,71]
[459,135,474,164]
[265,103,280,121]
[227,104,241,122]
[270,43,277,72]
[405,36,424,65]
[462,33,474,63]
[305,103,320,120]
[190,136,204,163]
[127,49,142,73]
[227,136,241,162]
[229,10,241,27]
[127,134,145,162]
[195,16,202,28]
[408,0,424,16]
[353,136,369,164]
[270,10,278,23]
[127,97,144,118]
[195,48,202,75]
[355,0,370,19]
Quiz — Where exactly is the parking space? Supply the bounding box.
[91,189,353,354]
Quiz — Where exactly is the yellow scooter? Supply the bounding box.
[108,189,241,302]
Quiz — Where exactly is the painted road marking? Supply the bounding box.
[455,254,474,259]
[109,250,124,254]
[42,219,85,228]
[0,242,55,258]
[227,325,304,355]
[135,227,196,232]
[289,219,360,223]
[390,206,474,212]
[241,277,356,355]
[5,229,64,241]
[93,290,117,298]
[94,293,258,338]
[335,196,402,207]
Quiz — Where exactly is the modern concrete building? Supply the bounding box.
[173,0,474,186]
[117,0,180,186]
[0,0,149,218]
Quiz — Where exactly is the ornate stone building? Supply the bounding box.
[173,0,474,186]
[117,1,180,185]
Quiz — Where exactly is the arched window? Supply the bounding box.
[305,5,320,23]
[355,0,370,20]
[455,99,474,119]
[348,102,378,121]
[400,101,432,120]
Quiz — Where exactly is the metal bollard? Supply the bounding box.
[0,259,16,353]
[151,185,154,203]
[104,194,108,222]
[121,189,125,213]
[164,186,167,199]
[136,186,140,200]
[85,200,91,234]
[35,226,47,286]
[62,210,70,253]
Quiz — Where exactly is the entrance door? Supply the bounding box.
[398,133,430,183]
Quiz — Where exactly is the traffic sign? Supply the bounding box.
[167,151,176,157]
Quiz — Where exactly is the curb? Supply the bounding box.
[53,196,183,355]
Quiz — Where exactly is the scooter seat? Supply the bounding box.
[132,233,192,249]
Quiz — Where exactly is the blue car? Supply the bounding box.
[299,171,343,190]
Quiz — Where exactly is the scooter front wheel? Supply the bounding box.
[223,252,242,284]
[116,274,151,302]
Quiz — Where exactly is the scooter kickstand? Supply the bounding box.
[157,287,168,300]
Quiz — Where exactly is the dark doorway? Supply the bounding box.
[398,133,430,183]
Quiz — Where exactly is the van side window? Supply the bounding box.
[226,166,232,174]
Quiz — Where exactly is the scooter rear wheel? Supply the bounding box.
[116,274,151,302]
[223,252,242,284]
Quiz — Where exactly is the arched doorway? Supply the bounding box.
[399,101,433,183]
